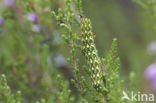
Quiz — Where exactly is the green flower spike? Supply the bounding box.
[81,18,107,93]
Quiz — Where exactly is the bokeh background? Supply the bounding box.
[0,0,156,102]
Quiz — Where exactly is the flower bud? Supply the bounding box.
[0,16,4,27]
[4,0,14,8]
[27,13,38,23]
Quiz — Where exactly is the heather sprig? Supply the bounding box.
[55,75,75,103]
[133,0,156,18]
[51,0,87,100]
[51,0,137,102]
[74,0,83,15]
[102,39,124,103]
[132,0,147,9]
[0,74,21,103]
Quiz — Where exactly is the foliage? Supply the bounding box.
[0,74,21,103]
[0,0,155,103]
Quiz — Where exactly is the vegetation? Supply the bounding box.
[0,0,155,103]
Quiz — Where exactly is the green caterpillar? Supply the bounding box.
[81,18,107,93]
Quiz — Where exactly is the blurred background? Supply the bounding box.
[83,0,156,92]
[0,0,156,102]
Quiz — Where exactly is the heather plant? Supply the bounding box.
[51,0,137,103]
[0,0,155,103]
[0,74,21,103]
